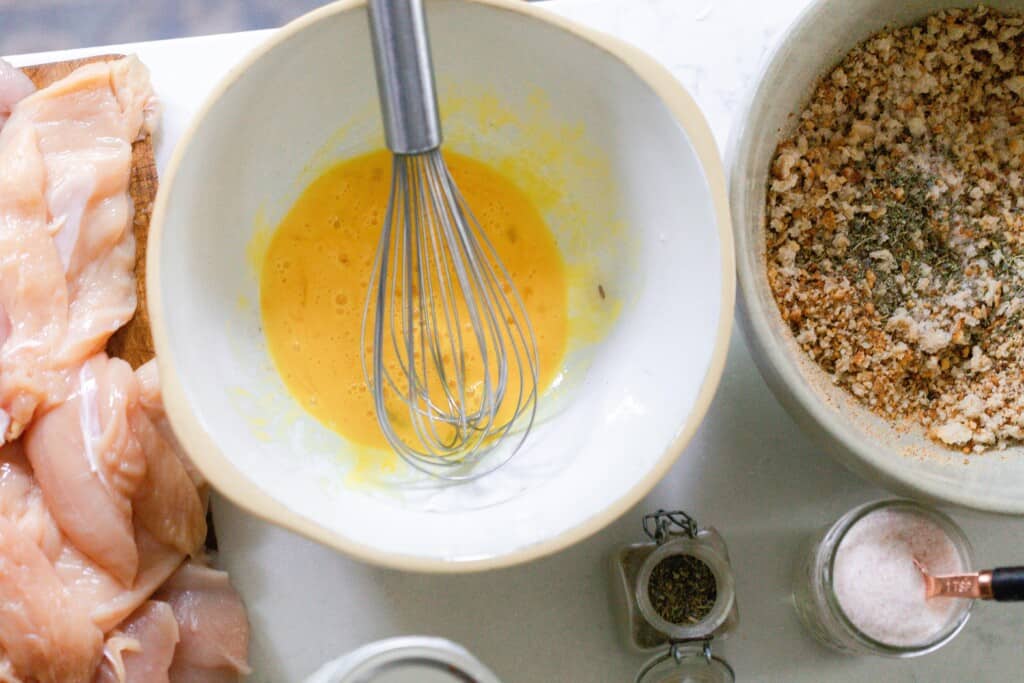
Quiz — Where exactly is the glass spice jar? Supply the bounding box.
[792,499,974,657]
[612,510,738,683]
[634,641,735,683]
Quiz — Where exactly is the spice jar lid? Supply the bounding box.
[305,636,504,683]
[635,642,735,683]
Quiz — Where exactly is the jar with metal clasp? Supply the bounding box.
[611,510,739,682]
[635,639,735,683]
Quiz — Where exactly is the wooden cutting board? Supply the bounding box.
[21,55,158,368]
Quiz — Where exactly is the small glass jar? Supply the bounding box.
[635,640,735,683]
[792,499,974,657]
[613,511,739,653]
[612,510,738,683]
[634,537,737,643]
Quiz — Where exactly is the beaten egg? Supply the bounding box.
[260,149,568,454]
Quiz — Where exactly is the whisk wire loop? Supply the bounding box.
[362,151,540,479]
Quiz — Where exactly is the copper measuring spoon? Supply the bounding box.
[914,559,1024,601]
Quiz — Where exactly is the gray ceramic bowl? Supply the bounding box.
[728,0,1024,514]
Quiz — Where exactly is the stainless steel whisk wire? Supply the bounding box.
[363,0,540,479]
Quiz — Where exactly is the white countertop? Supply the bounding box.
[10,1,1022,680]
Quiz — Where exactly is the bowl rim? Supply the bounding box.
[148,0,737,571]
[727,0,1024,515]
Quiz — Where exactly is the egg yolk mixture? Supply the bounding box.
[260,150,568,451]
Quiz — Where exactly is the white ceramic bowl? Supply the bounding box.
[730,0,1024,514]
[149,0,733,570]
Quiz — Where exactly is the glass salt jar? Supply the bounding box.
[612,510,739,683]
[792,499,974,657]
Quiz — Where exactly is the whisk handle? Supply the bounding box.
[367,0,443,154]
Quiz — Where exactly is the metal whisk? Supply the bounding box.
[363,0,539,479]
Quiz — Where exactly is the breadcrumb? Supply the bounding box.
[767,7,1024,453]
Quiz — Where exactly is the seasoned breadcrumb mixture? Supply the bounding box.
[767,7,1024,453]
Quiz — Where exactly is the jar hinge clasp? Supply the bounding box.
[643,509,698,544]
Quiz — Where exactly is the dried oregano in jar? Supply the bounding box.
[647,554,718,625]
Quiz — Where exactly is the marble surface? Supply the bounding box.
[215,332,1023,683]
[544,0,813,149]
[0,0,323,55]
[7,1,1023,681]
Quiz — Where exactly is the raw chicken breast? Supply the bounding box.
[0,444,104,681]
[136,360,206,488]
[0,658,19,683]
[0,442,62,561]
[0,56,157,445]
[39,58,157,358]
[0,438,184,636]
[0,60,34,129]
[0,515,103,683]
[93,601,179,683]
[155,561,252,682]
[56,525,185,633]
[129,384,206,554]
[129,360,206,558]
[0,119,66,445]
[25,354,145,585]
[25,353,206,587]
[0,54,252,683]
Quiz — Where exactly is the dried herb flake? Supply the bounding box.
[647,554,717,625]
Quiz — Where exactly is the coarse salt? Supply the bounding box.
[832,508,965,647]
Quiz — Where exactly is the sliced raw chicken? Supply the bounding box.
[0,442,62,561]
[0,56,157,445]
[0,438,183,635]
[0,445,95,680]
[0,515,103,683]
[136,360,206,488]
[21,56,157,356]
[0,119,67,445]
[129,365,205,555]
[0,55,252,683]
[56,524,185,634]
[0,657,19,683]
[0,60,34,129]
[25,354,145,585]
[131,413,206,555]
[93,601,179,683]
[155,561,251,681]
[26,352,206,588]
